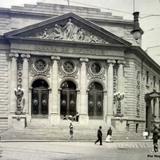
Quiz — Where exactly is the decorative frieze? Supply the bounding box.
[27,19,109,44]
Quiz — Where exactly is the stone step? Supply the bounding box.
[1,126,144,141]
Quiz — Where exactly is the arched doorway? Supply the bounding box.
[60,81,77,118]
[31,79,49,118]
[88,82,103,119]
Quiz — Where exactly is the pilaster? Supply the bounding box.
[21,54,30,114]
[79,58,89,124]
[50,56,60,124]
[107,59,115,126]
[9,53,19,114]
[117,60,125,115]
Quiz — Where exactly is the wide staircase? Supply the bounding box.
[0,119,144,141]
[1,119,106,141]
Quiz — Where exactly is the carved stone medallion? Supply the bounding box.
[88,61,105,80]
[31,57,50,76]
[60,59,78,78]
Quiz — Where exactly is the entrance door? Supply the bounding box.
[31,79,49,118]
[88,82,103,119]
[60,81,77,117]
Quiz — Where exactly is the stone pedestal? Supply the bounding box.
[12,115,27,130]
[111,117,126,131]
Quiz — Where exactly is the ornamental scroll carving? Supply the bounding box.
[29,19,108,44]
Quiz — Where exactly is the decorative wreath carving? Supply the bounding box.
[31,58,50,76]
[88,61,105,79]
[60,59,78,78]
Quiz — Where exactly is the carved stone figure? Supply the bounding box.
[15,87,24,115]
[63,19,75,40]
[41,28,49,39]
[52,24,63,39]
[30,19,108,44]
[77,28,85,41]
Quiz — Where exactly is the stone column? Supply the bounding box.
[107,60,115,126]
[117,60,125,115]
[51,56,60,124]
[21,54,30,115]
[9,53,19,113]
[79,58,88,124]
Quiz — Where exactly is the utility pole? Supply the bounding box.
[67,0,70,6]
[133,0,135,12]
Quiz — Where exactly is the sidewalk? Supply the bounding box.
[0,140,154,149]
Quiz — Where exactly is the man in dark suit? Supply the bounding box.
[95,126,102,145]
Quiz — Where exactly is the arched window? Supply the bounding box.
[88,82,103,119]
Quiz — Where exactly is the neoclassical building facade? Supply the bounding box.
[0,3,159,139]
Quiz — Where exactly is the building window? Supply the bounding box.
[153,76,156,88]
[146,71,149,84]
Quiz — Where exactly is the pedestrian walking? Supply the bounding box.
[69,122,73,140]
[105,127,112,142]
[95,126,102,145]
[152,125,159,152]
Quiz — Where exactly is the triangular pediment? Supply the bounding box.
[5,13,131,46]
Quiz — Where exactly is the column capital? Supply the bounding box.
[117,60,125,65]
[9,53,19,58]
[107,59,116,64]
[80,58,88,63]
[21,54,30,59]
[51,56,60,61]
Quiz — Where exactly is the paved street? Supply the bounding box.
[0,141,159,160]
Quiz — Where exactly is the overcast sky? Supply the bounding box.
[0,0,160,63]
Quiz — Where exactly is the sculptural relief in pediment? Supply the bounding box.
[28,19,109,44]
